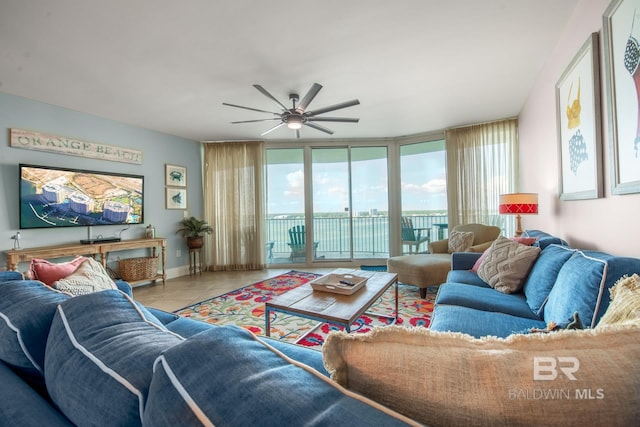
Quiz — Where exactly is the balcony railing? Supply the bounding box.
[267,214,448,262]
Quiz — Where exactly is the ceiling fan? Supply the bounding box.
[222,83,360,138]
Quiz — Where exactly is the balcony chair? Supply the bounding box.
[401,217,431,254]
[287,225,319,262]
[387,223,501,298]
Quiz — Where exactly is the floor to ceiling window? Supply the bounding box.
[311,146,389,261]
[399,140,447,254]
[265,138,445,265]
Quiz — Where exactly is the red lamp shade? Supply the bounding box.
[499,193,538,236]
[499,193,539,215]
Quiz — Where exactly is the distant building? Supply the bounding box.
[103,201,129,223]
[42,183,65,203]
[69,193,94,214]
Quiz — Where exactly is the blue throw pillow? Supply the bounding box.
[143,325,415,426]
[45,290,183,427]
[543,250,640,328]
[522,244,575,315]
[0,280,70,378]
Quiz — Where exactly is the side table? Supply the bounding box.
[189,248,202,276]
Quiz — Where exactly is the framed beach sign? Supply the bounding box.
[603,0,640,194]
[165,164,187,187]
[556,32,603,200]
[166,187,187,210]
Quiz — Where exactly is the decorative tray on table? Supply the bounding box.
[310,273,368,295]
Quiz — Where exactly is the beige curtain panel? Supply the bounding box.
[445,118,519,232]
[203,141,266,271]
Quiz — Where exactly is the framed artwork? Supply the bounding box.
[603,0,640,194]
[166,187,187,210]
[165,164,187,187]
[556,32,603,201]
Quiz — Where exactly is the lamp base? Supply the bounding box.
[514,214,523,237]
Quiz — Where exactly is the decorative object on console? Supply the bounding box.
[176,216,213,249]
[498,193,538,237]
[555,32,604,200]
[10,231,21,250]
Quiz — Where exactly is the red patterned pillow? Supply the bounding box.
[29,257,87,286]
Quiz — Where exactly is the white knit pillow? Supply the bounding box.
[447,231,474,253]
[52,258,117,296]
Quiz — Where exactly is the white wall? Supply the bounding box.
[0,92,203,273]
[519,0,640,258]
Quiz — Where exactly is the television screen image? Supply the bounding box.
[19,164,144,229]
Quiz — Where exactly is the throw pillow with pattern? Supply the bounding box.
[447,231,474,253]
[477,236,540,293]
[52,257,117,296]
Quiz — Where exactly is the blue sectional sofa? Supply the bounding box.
[430,230,640,337]
[0,271,418,426]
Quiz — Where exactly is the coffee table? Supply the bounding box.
[264,268,398,337]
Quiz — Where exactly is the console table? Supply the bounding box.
[4,238,166,286]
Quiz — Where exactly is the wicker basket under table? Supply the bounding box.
[118,256,159,282]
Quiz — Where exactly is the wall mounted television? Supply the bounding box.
[19,164,144,230]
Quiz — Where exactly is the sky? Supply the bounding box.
[266,148,447,215]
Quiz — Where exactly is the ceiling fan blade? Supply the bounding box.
[304,122,334,135]
[297,83,323,112]
[253,85,288,111]
[305,99,360,117]
[231,118,281,124]
[222,102,280,115]
[260,122,286,136]
[306,117,359,123]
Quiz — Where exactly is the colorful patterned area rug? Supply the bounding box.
[174,270,436,349]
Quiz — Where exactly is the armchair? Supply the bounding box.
[387,223,501,298]
[428,223,501,254]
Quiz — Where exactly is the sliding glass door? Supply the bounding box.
[311,146,389,261]
[265,145,391,264]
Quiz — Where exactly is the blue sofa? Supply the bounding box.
[0,271,417,426]
[430,230,640,337]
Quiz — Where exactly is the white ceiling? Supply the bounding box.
[0,0,578,142]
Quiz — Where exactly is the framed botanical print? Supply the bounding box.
[165,164,187,188]
[556,32,603,200]
[603,0,640,194]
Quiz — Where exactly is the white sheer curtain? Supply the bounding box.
[202,141,266,271]
[445,118,519,233]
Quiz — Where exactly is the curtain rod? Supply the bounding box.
[446,116,518,131]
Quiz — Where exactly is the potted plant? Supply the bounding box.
[176,216,213,249]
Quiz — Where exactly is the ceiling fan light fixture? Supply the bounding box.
[286,115,303,130]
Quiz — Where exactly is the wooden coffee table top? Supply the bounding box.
[265,268,398,326]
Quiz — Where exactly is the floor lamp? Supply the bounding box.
[499,193,538,237]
